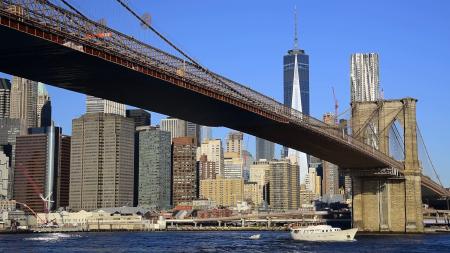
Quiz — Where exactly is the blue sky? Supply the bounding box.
[1,0,449,185]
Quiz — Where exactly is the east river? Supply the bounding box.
[1,231,449,252]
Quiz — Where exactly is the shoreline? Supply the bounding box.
[1,227,449,235]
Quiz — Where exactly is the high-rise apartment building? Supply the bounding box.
[69,113,134,211]
[127,109,151,206]
[199,139,224,176]
[255,137,274,161]
[283,11,309,184]
[126,109,150,127]
[244,182,260,206]
[201,126,212,143]
[85,95,126,116]
[223,152,243,179]
[321,113,340,197]
[160,117,186,141]
[58,135,71,208]
[226,131,243,154]
[200,176,243,207]
[199,155,216,180]
[186,121,201,146]
[37,83,51,127]
[10,76,38,128]
[249,160,271,206]
[350,53,380,102]
[172,137,198,206]
[0,118,27,199]
[269,159,300,210]
[305,167,321,197]
[13,126,66,212]
[322,161,339,196]
[136,126,171,209]
[160,117,200,144]
[0,149,9,199]
[0,78,11,119]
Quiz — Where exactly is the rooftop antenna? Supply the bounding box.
[294,5,298,50]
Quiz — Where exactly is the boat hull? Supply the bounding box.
[290,228,358,241]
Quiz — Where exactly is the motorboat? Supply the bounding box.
[290,224,357,241]
[249,234,261,240]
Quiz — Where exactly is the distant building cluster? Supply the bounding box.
[0,12,378,217]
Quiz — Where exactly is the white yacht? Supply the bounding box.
[290,224,357,241]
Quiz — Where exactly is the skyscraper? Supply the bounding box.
[58,135,71,208]
[255,137,274,161]
[160,117,200,144]
[350,53,380,150]
[269,159,300,210]
[69,113,134,211]
[283,8,309,184]
[136,126,171,209]
[126,109,151,127]
[85,95,126,116]
[226,131,243,154]
[10,76,38,128]
[223,152,243,179]
[249,160,271,207]
[186,121,201,146]
[199,139,224,177]
[160,117,187,141]
[350,53,380,102]
[0,118,27,199]
[0,78,11,119]
[0,149,9,199]
[37,83,51,127]
[201,126,212,143]
[321,113,339,197]
[199,155,216,180]
[172,137,198,206]
[14,126,65,212]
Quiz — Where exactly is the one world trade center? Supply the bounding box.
[283,7,310,184]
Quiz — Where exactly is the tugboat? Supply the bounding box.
[290,224,357,241]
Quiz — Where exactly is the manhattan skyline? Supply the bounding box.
[0,0,448,185]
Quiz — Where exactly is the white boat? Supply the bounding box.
[290,225,357,241]
[249,234,261,240]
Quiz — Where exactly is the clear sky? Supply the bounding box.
[1,0,449,185]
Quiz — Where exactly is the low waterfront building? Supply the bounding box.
[196,208,232,219]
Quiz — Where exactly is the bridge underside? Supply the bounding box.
[0,23,389,170]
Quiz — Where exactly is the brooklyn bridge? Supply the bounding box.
[0,0,448,232]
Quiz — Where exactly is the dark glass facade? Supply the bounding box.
[283,49,310,116]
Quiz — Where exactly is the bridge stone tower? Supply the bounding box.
[350,98,423,232]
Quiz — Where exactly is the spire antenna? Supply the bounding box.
[294,5,298,49]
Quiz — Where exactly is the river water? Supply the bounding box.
[0,231,449,252]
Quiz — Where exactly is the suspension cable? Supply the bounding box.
[417,123,444,187]
[114,0,205,72]
[112,0,278,113]
[57,0,88,19]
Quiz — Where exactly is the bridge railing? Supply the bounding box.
[0,0,402,170]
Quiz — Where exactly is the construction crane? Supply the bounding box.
[332,86,339,124]
[15,201,47,225]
